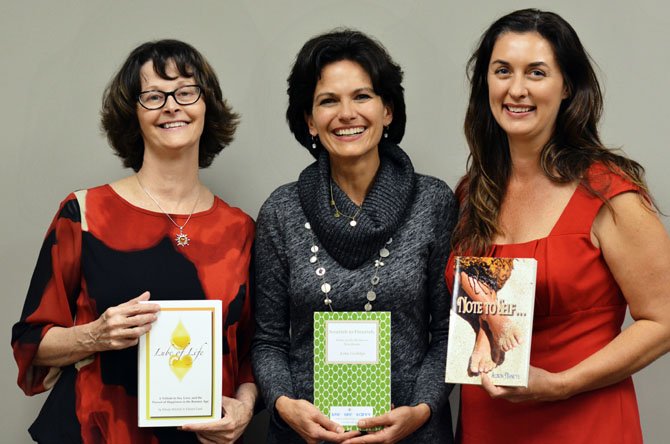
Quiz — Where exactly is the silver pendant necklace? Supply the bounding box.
[304,222,391,311]
[136,175,201,247]
[329,180,362,227]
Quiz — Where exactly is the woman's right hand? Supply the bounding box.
[87,291,160,352]
[34,291,160,367]
[275,396,360,444]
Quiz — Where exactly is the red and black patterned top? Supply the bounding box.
[12,184,255,444]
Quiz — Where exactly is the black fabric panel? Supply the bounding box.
[82,233,206,396]
[16,196,81,329]
[59,197,81,223]
[152,427,200,443]
[28,366,82,444]
[222,284,245,354]
[17,230,57,325]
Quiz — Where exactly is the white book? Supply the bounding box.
[138,300,222,427]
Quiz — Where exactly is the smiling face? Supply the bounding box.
[487,32,568,149]
[136,60,206,159]
[307,60,392,163]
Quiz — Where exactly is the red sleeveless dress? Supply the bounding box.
[446,165,643,443]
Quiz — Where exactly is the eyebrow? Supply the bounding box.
[490,59,551,69]
[314,87,375,101]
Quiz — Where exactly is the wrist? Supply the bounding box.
[275,395,295,419]
[555,370,574,400]
[235,386,257,411]
[75,323,101,354]
[412,403,431,423]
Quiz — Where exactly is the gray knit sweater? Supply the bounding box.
[252,167,457,443]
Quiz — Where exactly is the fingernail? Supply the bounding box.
[358,420,366,428]
[336,426,344,433]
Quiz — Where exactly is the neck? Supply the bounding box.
[136,157,201,213]
[507,138,545,183]
[329,151,380,206]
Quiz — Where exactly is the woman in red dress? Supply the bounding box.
[448,9,670,443]
[11,40,257,443]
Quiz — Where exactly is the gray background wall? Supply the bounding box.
[2,0,668,442]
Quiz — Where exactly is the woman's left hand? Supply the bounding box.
[480,366,568,403]
[340,404,431,444]
[181,395,254,444]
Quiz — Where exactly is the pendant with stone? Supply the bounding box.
[175,230,190,247]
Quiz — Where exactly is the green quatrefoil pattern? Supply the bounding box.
[314,311,391,431]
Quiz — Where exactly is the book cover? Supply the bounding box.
[313,311,391,431]
[138,300,222,427]
[445,257,537,387]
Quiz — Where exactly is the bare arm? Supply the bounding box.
[33,291,159,367]
[482,192,670,401]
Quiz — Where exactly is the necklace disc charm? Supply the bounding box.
[349,220,357,227]
[364,302,372,311]
[175,231,190,247]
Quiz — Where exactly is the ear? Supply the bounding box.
[561,84,570,100]
[383,104,393,127]
[305,112,318,136]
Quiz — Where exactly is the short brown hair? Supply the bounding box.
[101,39,239,171]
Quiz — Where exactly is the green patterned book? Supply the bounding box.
[313,311,391,431]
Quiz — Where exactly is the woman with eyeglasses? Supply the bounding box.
[11,39,257,443]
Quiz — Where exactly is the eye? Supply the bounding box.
[318,97,336,106]
[494,67,511,76]
[141,92,164,103]
[354,93,373,101]
[528,69,546,78]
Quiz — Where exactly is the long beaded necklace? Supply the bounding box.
[304,221,392,311]
[136,175,201,247]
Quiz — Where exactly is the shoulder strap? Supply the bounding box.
[552,164,640,235]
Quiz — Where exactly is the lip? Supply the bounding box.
[503,104,535,117]
[332,126,366,139]
[158,120,190,129]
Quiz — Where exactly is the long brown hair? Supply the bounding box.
[453,8,649,255]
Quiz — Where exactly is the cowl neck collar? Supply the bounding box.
[298,143,416,269]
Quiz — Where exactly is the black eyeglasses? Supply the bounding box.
[138,85,202,110]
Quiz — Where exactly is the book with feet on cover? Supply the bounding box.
[314,311,391,431]
[445,257,537,387]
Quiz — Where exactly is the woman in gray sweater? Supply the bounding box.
[252,29,457,444]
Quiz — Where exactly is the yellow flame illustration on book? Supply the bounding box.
[169,320,192,381]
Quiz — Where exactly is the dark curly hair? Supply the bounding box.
[286,29,405,159]
[453,9,649,255]
[101,39,239,171]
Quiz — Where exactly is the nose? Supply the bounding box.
[508,75,528,99]
[338,99,357,121]
[163,93,180,112]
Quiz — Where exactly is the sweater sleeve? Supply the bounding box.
[410,180,458,412]
[234,219,257,386]
[11,194,82,396]
[251,191,295,428]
